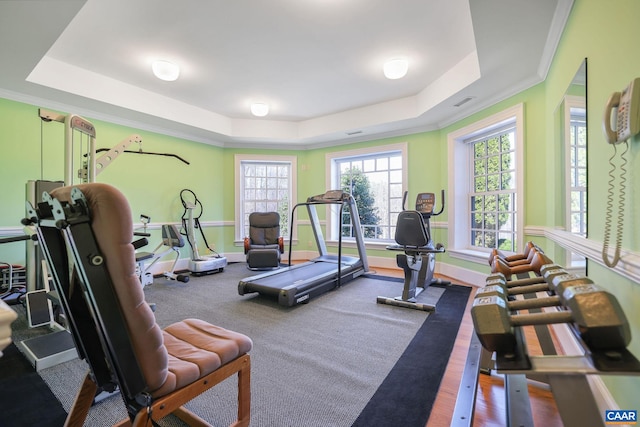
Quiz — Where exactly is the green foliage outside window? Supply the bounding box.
[470,132,516,251]
[340,168,381,238]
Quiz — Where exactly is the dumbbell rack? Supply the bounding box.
[453,325,640,427]
[453,305,640,427]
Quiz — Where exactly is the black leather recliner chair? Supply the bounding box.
[243,212,284,270]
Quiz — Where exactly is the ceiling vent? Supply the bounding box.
[453,96,475,107]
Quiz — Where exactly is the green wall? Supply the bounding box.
[0,101,226,262]
[1,0,640,409]
[542,0,640,408]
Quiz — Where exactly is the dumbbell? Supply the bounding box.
[486,263,565,290]
[490,250,552,278]
[472,282,631,353]
[481,268,600,312]
[476,265,571,314]
[476,270,593,318]
[487,241,542,267]
[476,285,563,311]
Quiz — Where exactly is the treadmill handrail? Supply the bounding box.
[287,191,368,278]
[287,196,352,267]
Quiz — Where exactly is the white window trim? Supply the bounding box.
[447,103,525,264]
[234,154,298,243]
[325,142,408,243]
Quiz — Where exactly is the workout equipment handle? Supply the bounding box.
[510,310,573,326]
[508,296,562,311]
[0,234,34,244]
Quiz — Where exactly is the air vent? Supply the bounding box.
[345,130,363,136]
[453,97,475,107]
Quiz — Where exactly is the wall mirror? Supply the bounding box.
[555,58,587,272]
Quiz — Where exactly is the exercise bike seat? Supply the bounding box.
[386,211,445,254]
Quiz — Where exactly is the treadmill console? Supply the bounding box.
[308,190,346,202]
[415,193,435,214]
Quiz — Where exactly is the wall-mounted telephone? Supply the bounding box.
[603,77,640,144]
[601,78,640,268]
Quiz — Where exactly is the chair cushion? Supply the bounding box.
[248,212,280,245]
[153,319,253,397]
[246,248,280,268]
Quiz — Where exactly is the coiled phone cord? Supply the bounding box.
[602,141,628,268]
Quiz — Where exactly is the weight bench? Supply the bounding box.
[25,183,252,427]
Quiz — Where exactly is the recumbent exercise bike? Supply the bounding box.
[377,190,449,311]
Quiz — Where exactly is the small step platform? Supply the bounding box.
[18,329,77,371]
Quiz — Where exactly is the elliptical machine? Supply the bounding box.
[377,190,449,311]
[180,189,227,276]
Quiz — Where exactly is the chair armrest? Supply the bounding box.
[278,236,284,253]
[244,237,250,254]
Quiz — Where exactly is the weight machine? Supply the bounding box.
[15,109,188,370]
[134,216,190,286]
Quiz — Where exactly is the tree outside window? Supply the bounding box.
[327,145,406,242]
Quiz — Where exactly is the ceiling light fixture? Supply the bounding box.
[152,60,180,81]
[251,103,269,117]
[383,59,409,80]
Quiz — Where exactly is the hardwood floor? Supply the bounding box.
[371,267,563,427]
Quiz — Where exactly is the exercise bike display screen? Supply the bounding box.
[415,193,435,214]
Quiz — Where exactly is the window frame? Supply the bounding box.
[234,154,297,242]
[325,142,408,244]
[468,124,518,252]
[564,95,587,238]
[563,95,587,268]
[447,103,525,263]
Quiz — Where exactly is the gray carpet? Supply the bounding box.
[19,263,446,426]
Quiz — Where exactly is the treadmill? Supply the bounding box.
[238,190,369,306]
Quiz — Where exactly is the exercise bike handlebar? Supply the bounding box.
[433,189,445,217]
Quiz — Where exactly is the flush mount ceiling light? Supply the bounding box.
[250,103,269,117]
[152,60,180,81]
[383,58,409,80]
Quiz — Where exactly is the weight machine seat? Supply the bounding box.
[244,211,284,269]
[43,183,252,426]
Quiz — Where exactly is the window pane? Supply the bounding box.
[241,160,292,237]
[335,151,402,241]
[389,156,402,169]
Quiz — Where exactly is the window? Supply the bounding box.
[448,104,524,261]
[326,143,407,242]
[235,155,297,240]
[567,104,587,237]
[469,125,517,251]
